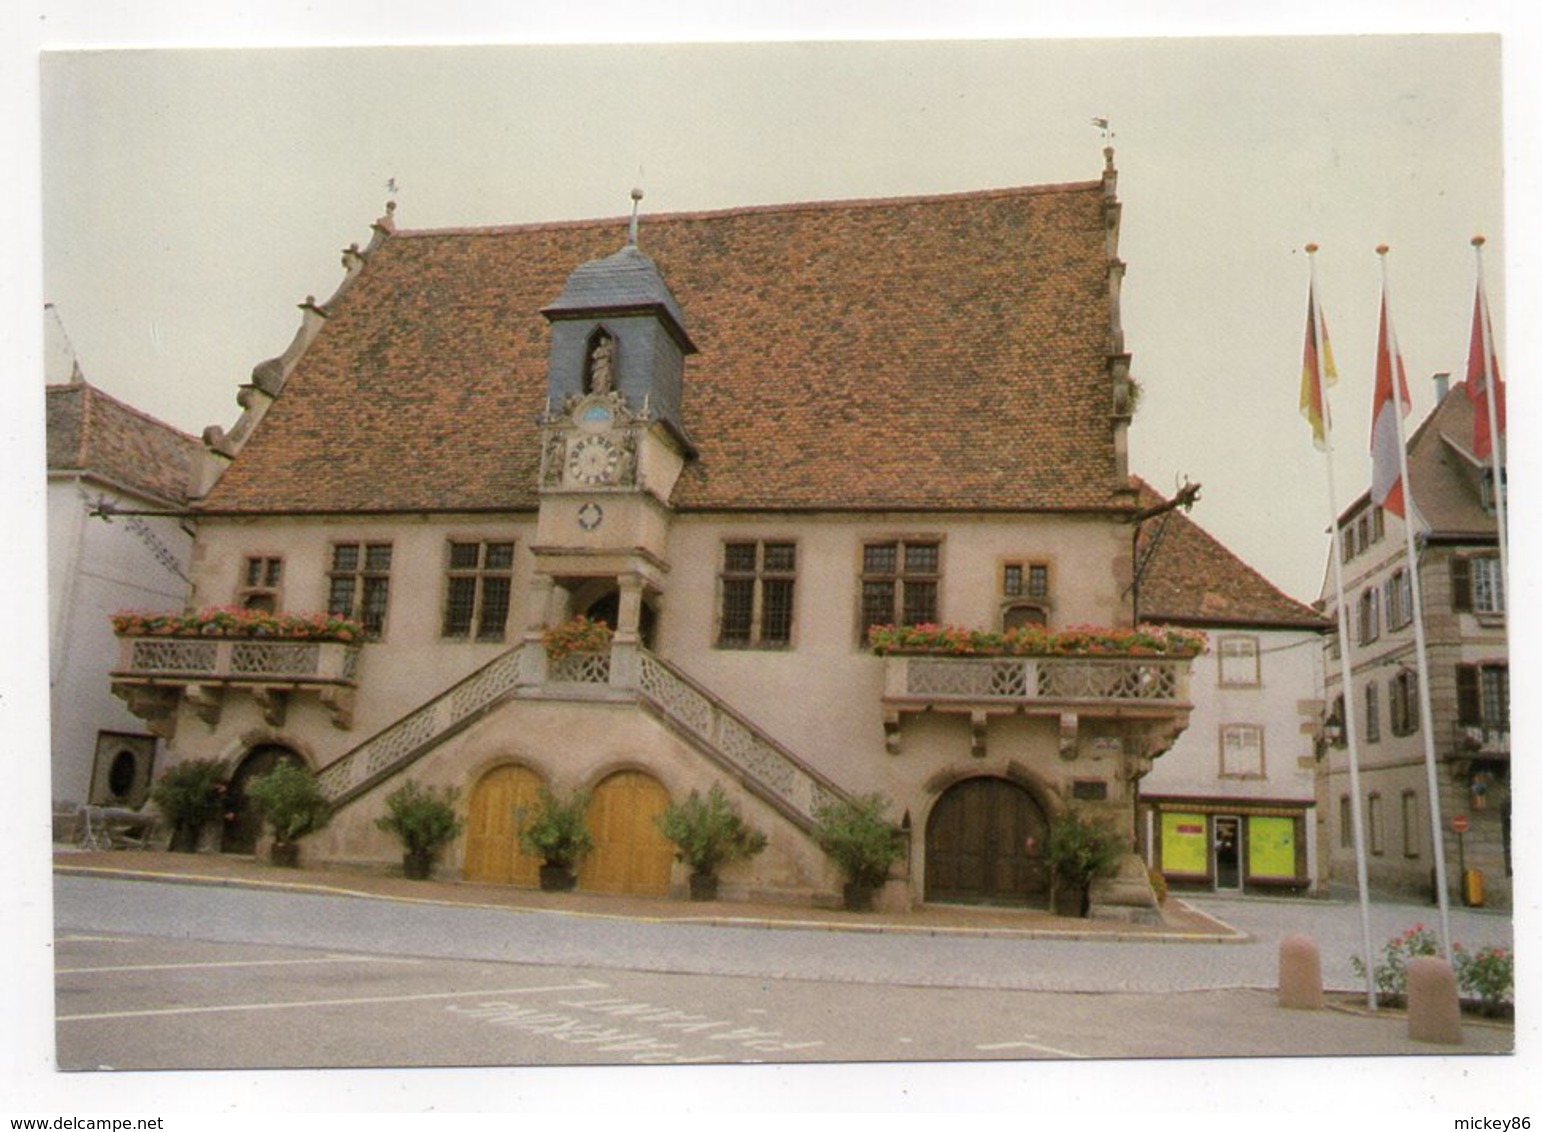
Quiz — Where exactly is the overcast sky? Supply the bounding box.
[7,1,1540,1118]
[29,23,1521,606]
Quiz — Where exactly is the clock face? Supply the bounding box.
[567,435,620,485]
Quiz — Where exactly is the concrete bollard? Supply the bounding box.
[1277,933,1324,1010]
[1406,956,1464,1045]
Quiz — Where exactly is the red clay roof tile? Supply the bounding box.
[201,182,1133,515]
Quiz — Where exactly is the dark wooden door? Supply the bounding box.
[221,745,301,854]
[926,778,1049,906]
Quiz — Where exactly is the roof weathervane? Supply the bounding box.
[628,186,645,247]
[1092,116,1114,143]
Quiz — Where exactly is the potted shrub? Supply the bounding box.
[246,761,331,868]
[655,784,768,901]
[1046,807,1123,918]
[812,793,906,911]
[149,759,229,852]
[516,786,594,891]
[375,780,465,880]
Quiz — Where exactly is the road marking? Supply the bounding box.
[58,979,608,1022]
[58,955,424,975]
[976,1038,1089,1059]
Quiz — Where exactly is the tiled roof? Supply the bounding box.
[1133,479,1329,630]
[201,179,1133,515]
[1345,382,1502,540]
[46,380,201,506]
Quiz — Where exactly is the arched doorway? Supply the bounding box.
[221,744,303,854]
[583,590,658,649]
[925,777,1050,906]
[578,770,674,896]
[463,764,546,886]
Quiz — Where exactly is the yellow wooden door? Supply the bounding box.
[578,771,674,896]
[463,764,544,886]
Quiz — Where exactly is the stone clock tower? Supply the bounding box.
[524,208,697,651]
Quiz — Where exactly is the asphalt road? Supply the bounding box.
[49,875,1516,1069]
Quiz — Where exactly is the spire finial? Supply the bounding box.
[628,187,644,247]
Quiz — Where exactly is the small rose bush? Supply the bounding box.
[1451,943,1514,1015]
[1351,924,1514,1012]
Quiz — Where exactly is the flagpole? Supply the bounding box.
[1378,246,1454,957]
[1307,245,1380,1010]
[1471,235,1509,591]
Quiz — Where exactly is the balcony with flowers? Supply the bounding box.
[872,623,1205,759]
[110,607,364,734]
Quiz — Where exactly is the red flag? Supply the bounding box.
[1370,293,1413,517]
[1299,284,1337,448]
[1464,284,1506,459]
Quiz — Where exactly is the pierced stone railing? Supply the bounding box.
[316,648,528,807]
[114,636,360,683]
[885,654,1189,707]
[632,648,849,831]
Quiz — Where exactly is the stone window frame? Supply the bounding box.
[716,538,799,650]
[858,537,942,642]
[327,540,394,639]
[1218,722,1265,780]
[1216,634,1261,688]
[1401,790,1421,859]
[1364,682,1380,744]
[238,554,284,612]
[441,539,517,642]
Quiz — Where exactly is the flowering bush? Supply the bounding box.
[1350,923,1441,1004]
[112,606,362,643]
[866,622,1207,658]
[1452,944,1514,1015]
[541,615,614,660]
[1352,926,1513,1013]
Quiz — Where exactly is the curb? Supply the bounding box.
[54,863,1250,945]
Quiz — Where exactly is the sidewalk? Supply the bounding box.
[53,847,1243,942]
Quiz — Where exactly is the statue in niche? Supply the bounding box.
[543,430,566,486]
[586,333,616,395]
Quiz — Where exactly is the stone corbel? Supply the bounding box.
[883,710,902,755]
[112,683,181,739]
[319,686,355,731]
[1058,712,1080,760]
[970,710,989,759]
[184,684,223,728]
[250,685,289,728]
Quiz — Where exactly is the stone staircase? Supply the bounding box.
[317,643,852,832]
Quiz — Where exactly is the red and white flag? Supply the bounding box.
[1369,292,1413,517]
[1464,283,1506,460]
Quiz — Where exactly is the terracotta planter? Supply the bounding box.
[403,849,433,880]
[688,872,719,902]
[539,864,576,892]
[842,881,878,912]
[269,841,300,869]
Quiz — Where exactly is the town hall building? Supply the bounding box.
[110,151,1206,909]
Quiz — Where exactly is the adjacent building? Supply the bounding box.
[46,304,200,817]
[1318,375,1510,908]
[1131,481,1331,895]
[109,153,1205,909]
